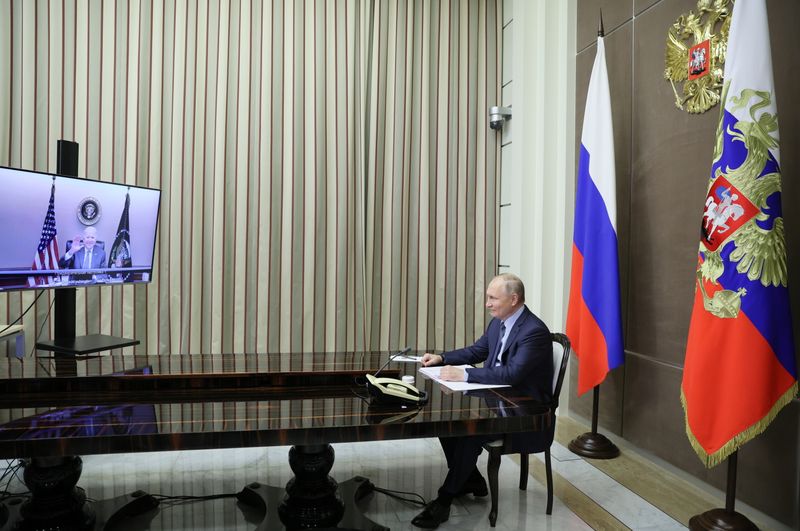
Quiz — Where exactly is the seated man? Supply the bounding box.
[413,273,553,529]
[59,226,106,270]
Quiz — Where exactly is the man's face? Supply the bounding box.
[485,279,518,321]
[83,229,97,250]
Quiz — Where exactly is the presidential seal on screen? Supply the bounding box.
[77,197,102,225]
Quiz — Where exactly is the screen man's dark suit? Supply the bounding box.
[58,247,107,270]
[437,305,553,496]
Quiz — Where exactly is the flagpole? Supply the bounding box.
[567,385,620,459]
[688,451,758,530]
[567,11,621,461]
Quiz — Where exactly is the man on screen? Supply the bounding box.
[59,226,106,270]
[411,273,553,529]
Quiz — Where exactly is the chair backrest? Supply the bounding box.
[550,332,571,409]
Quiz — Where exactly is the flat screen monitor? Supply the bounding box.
[0,166,161,292]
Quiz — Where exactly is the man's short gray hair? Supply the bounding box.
[492,273,525,302]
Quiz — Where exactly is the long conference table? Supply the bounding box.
[0,351,551,530]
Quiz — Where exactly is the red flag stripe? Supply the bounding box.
[683,280,796,455]
[566,244,612,395]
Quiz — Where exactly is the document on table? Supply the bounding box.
[393,355,423,362]
[418,365,510,392]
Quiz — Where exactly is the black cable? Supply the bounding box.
[151,492,239,508]
[152,493,238,501]
[0,460,13,480]
[350,387,371,406]
[0,489,30,502]
[0,291,45,336]
[0,460,21,486]
[0,460,28,502]
[371,485,427,507]
[35,357,53,377]
[11,461,24,486]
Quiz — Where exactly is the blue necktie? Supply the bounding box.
[494,323,506,366]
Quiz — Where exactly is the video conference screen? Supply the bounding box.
[0,166,161,292]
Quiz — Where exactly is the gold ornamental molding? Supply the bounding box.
[664,0,733,114]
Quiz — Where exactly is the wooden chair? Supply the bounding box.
[483,332,571,527]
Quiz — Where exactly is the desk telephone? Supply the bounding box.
[365,347,429,406]
[365,374,428,406]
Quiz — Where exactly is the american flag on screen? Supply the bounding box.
[28,180,60,287]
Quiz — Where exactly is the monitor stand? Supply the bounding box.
[34,288,139,356]
[35,334,140,356]
[37,140,140,359]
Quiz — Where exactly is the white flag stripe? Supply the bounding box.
[724,0,780,163]
[580,37,617,231]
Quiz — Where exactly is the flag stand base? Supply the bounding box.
[568,386,620,459]
[568,431,620,459]
[689,508,758,531]
[689,452,758,530]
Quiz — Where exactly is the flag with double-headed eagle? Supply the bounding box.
[682,0,797,468]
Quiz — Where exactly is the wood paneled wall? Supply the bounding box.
[571,0,800,526]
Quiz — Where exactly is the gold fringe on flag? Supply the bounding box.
[680,381,798,468]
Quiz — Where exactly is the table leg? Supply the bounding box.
[0,456,158,531]
[236,444,389,530]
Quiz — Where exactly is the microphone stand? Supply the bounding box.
[372,347,411,379]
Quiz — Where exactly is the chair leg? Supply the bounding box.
[545,447,553,515]
[487,447,501,527]
[518,453,529,490]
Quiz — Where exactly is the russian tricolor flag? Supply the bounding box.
[566,35,624,396]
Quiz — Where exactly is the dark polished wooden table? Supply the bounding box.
[0,352,551,530]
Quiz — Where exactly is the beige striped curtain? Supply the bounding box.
[0,0,501,357]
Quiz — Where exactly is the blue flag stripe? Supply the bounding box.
[573,145,625,369]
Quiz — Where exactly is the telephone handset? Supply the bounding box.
[365,374,428,406]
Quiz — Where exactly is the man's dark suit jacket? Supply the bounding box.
[442,305,554,452]
[59,247,107,270]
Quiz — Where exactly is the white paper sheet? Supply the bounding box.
[418,365,510,392]
[393,355,423,363]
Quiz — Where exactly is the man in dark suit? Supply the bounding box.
[412,273,553,529]
[59,226,106,270]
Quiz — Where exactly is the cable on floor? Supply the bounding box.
[370,484,427,507]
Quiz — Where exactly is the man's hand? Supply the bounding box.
[439,366,466,382]
[421,353,443,367]
[68,234,84,257]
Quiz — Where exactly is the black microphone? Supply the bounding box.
[373,347,411,379]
